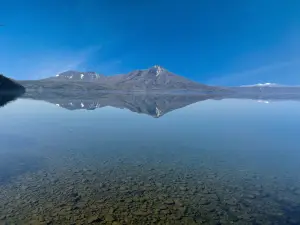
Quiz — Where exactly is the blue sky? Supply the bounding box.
[0,0,300,85]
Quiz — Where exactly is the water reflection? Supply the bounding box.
[22,93,216,118]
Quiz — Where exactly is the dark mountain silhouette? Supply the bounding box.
[0,74,25,107]
[0,74,25,94]
[0,75,25,107]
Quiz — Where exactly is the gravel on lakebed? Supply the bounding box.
[0,161,300,225]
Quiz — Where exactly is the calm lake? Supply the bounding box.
[1,95,300,225]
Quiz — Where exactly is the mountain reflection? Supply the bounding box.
[22,93,217,118]
[6,90,300,117]
[0,92,24,108]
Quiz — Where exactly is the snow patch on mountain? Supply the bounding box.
[241,83,278,87]
[257,100,270,104]
[155,106,162,117]
[154,65,163,77]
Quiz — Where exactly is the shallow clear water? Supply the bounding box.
[1,96,300,224]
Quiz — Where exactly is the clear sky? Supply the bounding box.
[0,0,300,85]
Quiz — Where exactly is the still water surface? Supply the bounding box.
[0,96,300,224]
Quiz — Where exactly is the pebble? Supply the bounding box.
[0,215,6,220]
[245,194,256,199]
[199,199,210,205]
[112,222,121,225]
[87,215,101,223]
[160,209,170,215]
[21,185,28,190]
[164,199,174,205]
[105,215,115,222]
[125,199,133,203]
[225,198,238,206]
[82,179,88,183]
[109,207,115,214]
[179,186,188,191]
[174,200,183,207]
[133,210,151,216]
[158,205,168,210]
[119,186,126,191]
[178,206,187,213]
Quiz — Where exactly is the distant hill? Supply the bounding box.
[0,74,25,94]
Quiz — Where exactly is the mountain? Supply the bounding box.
[20,66,227,93]
[0,74,25,94]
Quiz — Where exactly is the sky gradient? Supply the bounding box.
[0,0,300,85]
